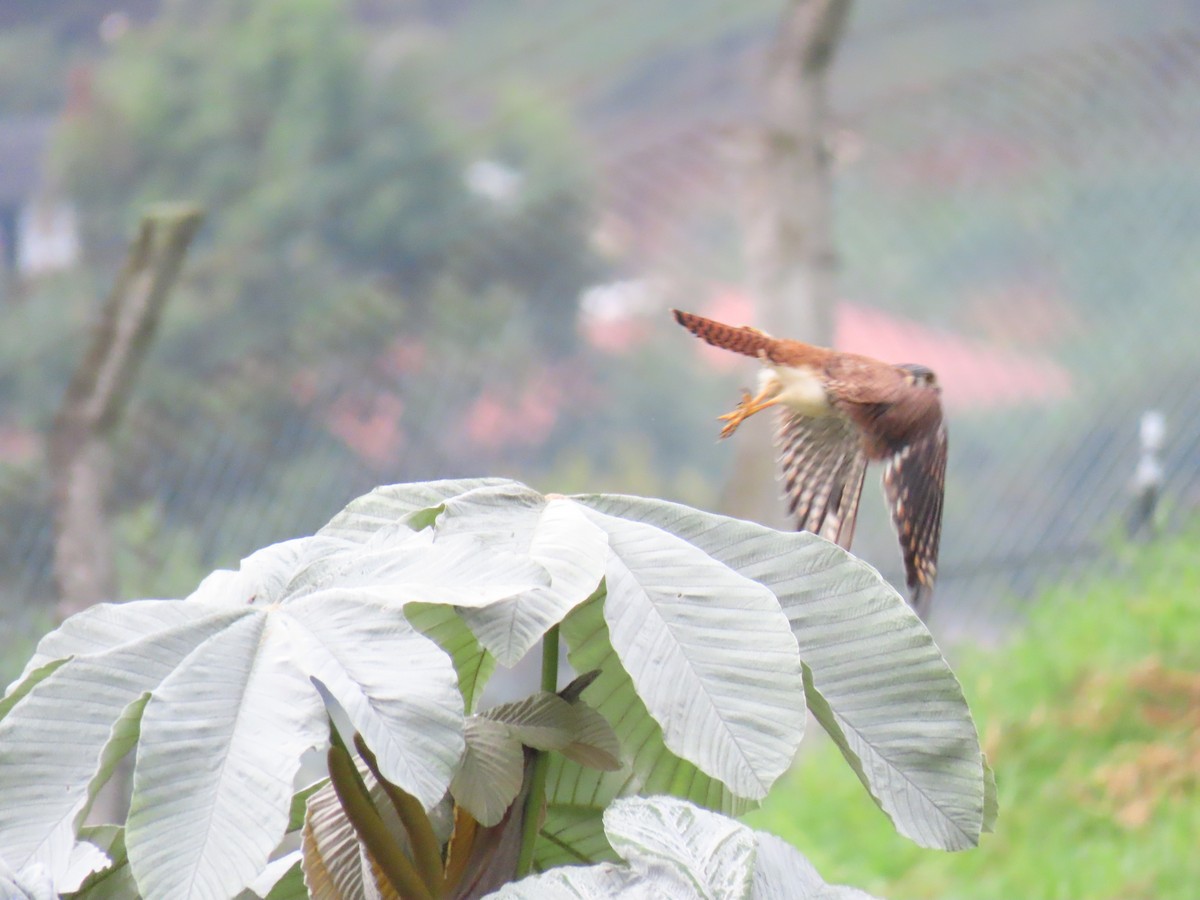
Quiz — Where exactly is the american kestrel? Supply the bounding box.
[673,309,947,617]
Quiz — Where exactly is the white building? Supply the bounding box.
[0,115,80,286]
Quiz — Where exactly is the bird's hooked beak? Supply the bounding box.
[899,363,939,391]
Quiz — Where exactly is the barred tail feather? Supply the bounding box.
[671,309,776,360]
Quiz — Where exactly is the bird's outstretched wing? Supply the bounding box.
[776,411,868,549]
[881,423,947,618]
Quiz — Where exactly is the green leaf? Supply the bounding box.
[404,603,496,713]
[542,586,752,872]
[70,857,140,900]
[259,858,307,900]
[578,494,988,851]
[287,780,329,834]
[982,754,999,834]
[234,852,304,900]
[70,826,127,897]
[450,718,524,827]
[0,658,70,722]
[435,486,608,665]
[533,795,619,872]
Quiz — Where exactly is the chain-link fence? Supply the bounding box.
[2,0,1198,659]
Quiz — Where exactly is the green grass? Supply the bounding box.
[747,529,1200,900]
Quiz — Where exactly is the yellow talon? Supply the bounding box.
[716,389,776,439]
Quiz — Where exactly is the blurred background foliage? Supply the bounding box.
[0,0,1196,642]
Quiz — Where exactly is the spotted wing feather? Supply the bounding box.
[882,424,947,618]
[776,411,868,549]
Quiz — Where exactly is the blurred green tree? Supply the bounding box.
[42,0,607,589]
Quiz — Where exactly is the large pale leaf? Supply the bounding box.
[751,833,880,900]
[544,587,752,872]
[318,478,517,540]
[491,797,880,900]
[125,613,326,900]
[0,856,54,900]
[574,504,806,801]
[577,494,988,851]
[187,535,355,607]
[605,795,756,897]
[284,594,464,810]
[482,863,635,898]
[0,509,505,899]
[434,486,608,665]
[291,528,551,611]
[0,601,250,878]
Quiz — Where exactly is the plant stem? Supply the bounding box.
[514,624,559,878]
[539,624,560,694]
[326,724,434,900]
[354,732,445,894]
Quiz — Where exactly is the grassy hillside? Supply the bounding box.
[748,528,1200,900]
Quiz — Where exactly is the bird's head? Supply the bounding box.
[898,364,940,391]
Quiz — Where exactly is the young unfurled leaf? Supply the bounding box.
[450,718,524,829]
[483,690,620,772]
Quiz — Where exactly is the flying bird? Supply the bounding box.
[673,308,947,617]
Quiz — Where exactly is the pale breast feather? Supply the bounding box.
[766,364,833,418]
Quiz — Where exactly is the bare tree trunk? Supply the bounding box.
[49,205,203,621]
[721,0,854,526]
